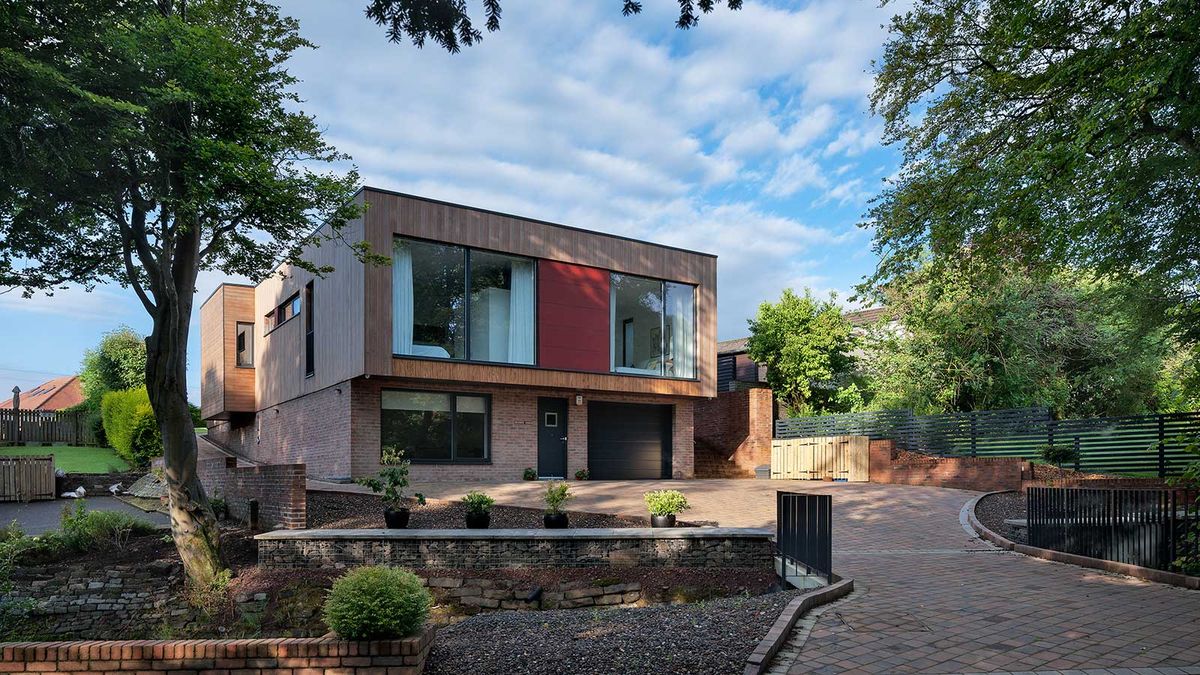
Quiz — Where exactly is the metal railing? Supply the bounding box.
[1027,487,1200,573]
[776,491,832,587]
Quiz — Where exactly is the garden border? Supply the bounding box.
[742,577,855,675]
[964,491,1200,591]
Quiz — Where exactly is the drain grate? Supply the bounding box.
[834,611,932,633]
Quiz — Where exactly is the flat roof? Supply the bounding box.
[361,186,718,260]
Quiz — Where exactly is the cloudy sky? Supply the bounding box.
[0,0,901,402]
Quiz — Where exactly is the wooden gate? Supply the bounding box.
[0,455,56,502]
[770,436,869,481]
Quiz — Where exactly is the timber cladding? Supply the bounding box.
[360,188,717,398]
[199,283,256,419]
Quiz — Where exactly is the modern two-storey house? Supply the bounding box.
[201,188,717,482]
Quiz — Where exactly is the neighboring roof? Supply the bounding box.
[717,337,750,356]
[0,375,85,411]
[844,306,890,327]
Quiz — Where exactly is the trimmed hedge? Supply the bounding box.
[323,566,431,640]
[100,387,161,468]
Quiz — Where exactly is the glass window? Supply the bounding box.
[304,282,314,378]
[380,390,490,463]
[235,322,254,367]
[469,251,536,365]
[393,239,466,359]
[664,282,695,378]
[611,274,664,375]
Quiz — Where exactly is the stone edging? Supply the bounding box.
[964,491,1199,591]
[742,578,855,675]
[255,526,772,541]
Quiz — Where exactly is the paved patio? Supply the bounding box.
[311,478,1200,672]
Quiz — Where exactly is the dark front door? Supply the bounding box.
[587,402,673,480]
[537,397,569,478]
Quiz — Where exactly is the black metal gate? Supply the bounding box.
[776,492,832,584]
[1027,487,1199,572]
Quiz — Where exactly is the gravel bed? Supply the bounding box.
[308,490,658,529]
[974,491,1027,544]
[425,589,799,675]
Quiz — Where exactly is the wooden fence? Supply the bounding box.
[770,436,870,481]
[776,408,1200,476]
[0,455,56,502]
[0,409,96,446]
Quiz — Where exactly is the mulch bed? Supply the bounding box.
[307,490,660,529]
[974,491,1027,544]
[425,589,800,675]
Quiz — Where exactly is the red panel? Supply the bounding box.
[538,261,610,372]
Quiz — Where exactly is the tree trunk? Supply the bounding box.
[145,290,225,587]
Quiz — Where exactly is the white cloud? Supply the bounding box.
[763,154,828,197]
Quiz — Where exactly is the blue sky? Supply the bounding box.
[0,0,902,402]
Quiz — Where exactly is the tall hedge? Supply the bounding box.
[100,388,162,468]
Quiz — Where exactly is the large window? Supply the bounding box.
[392,238,535,364]
[611,274,695,378]
[381,390,489,463]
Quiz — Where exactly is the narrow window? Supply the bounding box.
[235,322,254,367]
[304,281,314,378]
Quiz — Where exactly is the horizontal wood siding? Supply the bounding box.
[363,189,716,398]
[199,284,255,419]
[199,286,225,420]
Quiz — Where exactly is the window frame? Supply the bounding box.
[392,236,539,366]
[264,291,301,336]
[234,321,255,368]
[609,272,698,381]
[304,281,314,379]
[379,387,492,465]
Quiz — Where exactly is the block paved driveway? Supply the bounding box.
[311,478,1200,673]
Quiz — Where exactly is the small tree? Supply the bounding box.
[357,449,425,510]
[746,289,857,415]
[79,327,147,404]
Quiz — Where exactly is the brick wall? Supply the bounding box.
[195,440,306,530]
[694,388,773,476]
[868,439,1025,492]
[257,529,774,570]
[0,630,434,674]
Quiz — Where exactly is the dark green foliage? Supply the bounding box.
[323,567,431,640]
[746,289,860,415]
[522,467,537,481]
[865,0,1200,345]
[59,500,157,552]
[461,491,495,516]
[189,404,204,429]
[356,448,425,510]
[1038,444,1081,469]
[101,388,162,468]
[79,327,146,404]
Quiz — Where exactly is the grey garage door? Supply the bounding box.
[587,402,673,480]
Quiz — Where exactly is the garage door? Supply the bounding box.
[587,402,673,480]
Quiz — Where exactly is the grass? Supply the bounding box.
[0,445,130,473]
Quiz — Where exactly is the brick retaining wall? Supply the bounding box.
[194,440,306,530]
[694,388,773,477]
[0,629,434,674]
[869,439,1025,492]
[256,528,776,570]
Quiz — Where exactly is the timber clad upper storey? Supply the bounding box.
[200,187,716,481]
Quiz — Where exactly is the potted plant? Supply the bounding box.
[356,448,425,529]
[522,467,538,481]
[543,481,571,528]
[462,491,495,529]
[643,489,690,527]
[574,468,589,481]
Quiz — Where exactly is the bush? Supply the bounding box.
[60,500,157,551]
[643,489,690,517]
[461,491,495,516]
[1038,443,1081,468]
[543,481,571,514]
[522,467,537,481]
[101,387,162,467]
[573,468,589,481]
[323,566,431,640]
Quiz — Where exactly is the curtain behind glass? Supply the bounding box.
[665,282,695,378]
[508,260,535,364]
[392,240,414,354]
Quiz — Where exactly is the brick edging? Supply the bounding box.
[743,578,854,675]
[964,491,1200,591]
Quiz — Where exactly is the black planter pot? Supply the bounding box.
[465,511,491,529]
[543,512,569,529]
[650,514,676,528]
[384,507,411,529]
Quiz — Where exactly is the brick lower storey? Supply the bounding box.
[208,376,695,482]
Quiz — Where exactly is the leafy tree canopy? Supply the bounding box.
[865,0,1200,343]
[746,289,858,416]
[365,0,743,52]
[79,326,147,404]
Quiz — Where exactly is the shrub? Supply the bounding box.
[60,500,157,551]
[461,491,495,516]
[323,566,431,640]
[101,387,162,467]
[522,467,537,481]
[643,489,690,517]
[574,468,589,481]
[357,448,425,509]
[1038,443,1081,468]
[543,481,571,514]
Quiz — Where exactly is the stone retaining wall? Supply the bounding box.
[256,528,776,571]
[0,629,434,674]
[422,575,643,615]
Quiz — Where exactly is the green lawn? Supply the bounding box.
[0,445,130,473]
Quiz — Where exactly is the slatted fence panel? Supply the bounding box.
[0,410,96,446]
[0,455,55,502]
